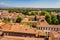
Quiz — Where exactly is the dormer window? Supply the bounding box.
[25,29,27,31]
[41,20,44,22]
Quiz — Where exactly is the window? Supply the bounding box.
[58,28,60,31]
[25,29,27,31]
[47,28,49,30]
[0,27,2,31]
[30,35,35,38]
[57,28,59,31]
[46,28,47,30]
[4,18,7,20]
[41,27,42,30]
[39,27,40,30]
[4,33,7,36]
[43,27,45,30]
[55,28,58,31]
[48,28,50,30]
[51,28,53,30]
[54,28,56,31]
[37,27,39,29]
[41,20,44,22]
[53,28,54,31]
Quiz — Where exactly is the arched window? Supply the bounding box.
[41,20,44,22]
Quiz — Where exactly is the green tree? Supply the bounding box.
[28,11,38,16]
[31,11,38,15]
[45,13,52,24]
[29,23,36,28]
[16,17,23,23]
[3,18,11,23]
[51,15,59,24]
[40,10,49,16]
[57,15,60,24]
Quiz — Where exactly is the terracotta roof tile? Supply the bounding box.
[2,23,36,34]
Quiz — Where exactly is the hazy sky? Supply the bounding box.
[0,0,60,8]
